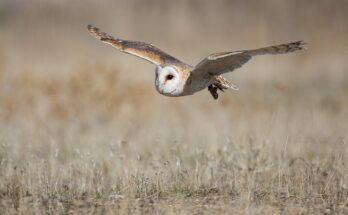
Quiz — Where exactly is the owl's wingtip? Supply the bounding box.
[297,40,308,50]
[87,24,97,32]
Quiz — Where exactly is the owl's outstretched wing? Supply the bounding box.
[87,25,180,66]
[192,41,306,77]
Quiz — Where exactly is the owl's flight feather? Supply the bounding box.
[192,41,306,77]
[87,25,181,66]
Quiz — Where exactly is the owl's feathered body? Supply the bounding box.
[87,25,305,99]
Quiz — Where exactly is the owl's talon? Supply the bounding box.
[208,85,219,100]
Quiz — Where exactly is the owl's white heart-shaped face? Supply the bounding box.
[155,66,183,96]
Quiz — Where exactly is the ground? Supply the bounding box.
[1,1,348,214]
[0,66,347,214]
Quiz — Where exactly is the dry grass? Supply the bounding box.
[0,65,347,214]
[1,1,348,214]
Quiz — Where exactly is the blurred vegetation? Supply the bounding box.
[0,0,347,214]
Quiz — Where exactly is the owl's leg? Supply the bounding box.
[208,85,219,100]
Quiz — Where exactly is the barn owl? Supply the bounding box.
[87,25,305,99]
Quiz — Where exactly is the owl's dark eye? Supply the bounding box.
[166,74,174,80]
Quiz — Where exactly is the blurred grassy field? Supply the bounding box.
[0,0,348,214]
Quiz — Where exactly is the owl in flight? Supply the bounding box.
[87,25,305,99]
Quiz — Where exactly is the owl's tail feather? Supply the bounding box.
[215,75,239,91]
[247,41,306,56]
[208,76,239,100]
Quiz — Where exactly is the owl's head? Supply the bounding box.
[155,66,183,96]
